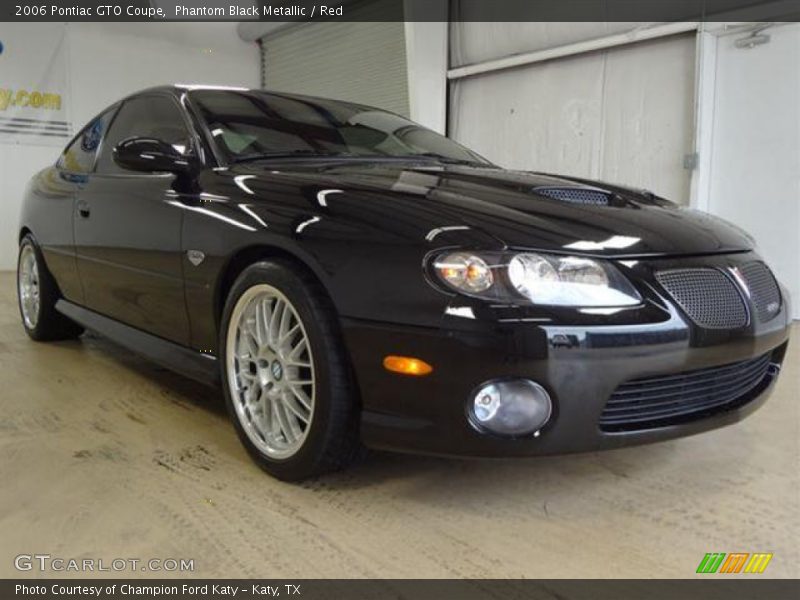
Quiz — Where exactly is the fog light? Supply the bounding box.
[468,379,551,437]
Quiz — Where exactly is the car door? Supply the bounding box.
[38,108,117,305]
[73,94,193,345]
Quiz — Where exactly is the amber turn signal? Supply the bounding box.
[383,355,433,376]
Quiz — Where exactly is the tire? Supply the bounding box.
[220,259,361,481]
[17,234,84,342]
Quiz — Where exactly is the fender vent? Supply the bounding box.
[534,187,611,205]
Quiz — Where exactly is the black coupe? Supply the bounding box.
[17,85,791,480]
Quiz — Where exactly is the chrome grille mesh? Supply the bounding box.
[656,269,748,329]
[534,187,610,205]
[739,262,781,322]
[599,354,772,432]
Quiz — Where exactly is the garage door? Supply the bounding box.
[259,0,409,116]
[449,30,696,204]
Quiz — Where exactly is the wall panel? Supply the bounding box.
[449,33,695,203]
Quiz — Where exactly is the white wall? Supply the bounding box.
[450,33,696,202]
[450,21,652,67]
[404,21,448,134]
[0,23,259,270]
[402,0,448,133]
[705,24,800,318]
[67,23,259,127]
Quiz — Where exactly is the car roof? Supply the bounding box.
[121,85,380,114]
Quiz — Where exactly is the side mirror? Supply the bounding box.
[112,137,193,174]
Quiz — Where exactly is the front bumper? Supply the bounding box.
[341,253,792,458]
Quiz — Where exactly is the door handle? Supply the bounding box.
[77,200,90,218]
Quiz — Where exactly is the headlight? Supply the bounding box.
[432,251,641,307]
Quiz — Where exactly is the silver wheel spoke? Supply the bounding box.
[278,397,303,441]
[285,359,312,369]
[288,337,308,362]
[277,303,292,346]
[254,300,269,346]
[246,382,261,406]
[260,395,273,436]
[270,397,286,440]
[268,298,285,346]
[282,390,311,424]
[280,323,300,346]
[237,332,258,362]
[288,386,313,412]
[275,402,293,444]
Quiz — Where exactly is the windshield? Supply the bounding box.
[189,89,491,166]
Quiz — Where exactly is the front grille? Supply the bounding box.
[739,262,781,322]
[656,268,748,329]
[534,187,610,205]
[599,354,773,432]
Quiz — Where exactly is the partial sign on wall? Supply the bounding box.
[0,23,72,146]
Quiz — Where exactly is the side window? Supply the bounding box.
[95,95,192,174]
[57,109,114,173]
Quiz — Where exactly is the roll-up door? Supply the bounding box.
[260,0,409,116]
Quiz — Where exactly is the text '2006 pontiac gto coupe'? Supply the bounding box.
[17,86,791,480]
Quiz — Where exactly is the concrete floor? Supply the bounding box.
[0,272,797,579]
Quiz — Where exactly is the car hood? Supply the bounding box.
[231,161,754,258]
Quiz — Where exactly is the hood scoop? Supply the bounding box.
[534,186,612,206]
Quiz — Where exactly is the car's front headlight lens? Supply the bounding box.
[432,251,641,307]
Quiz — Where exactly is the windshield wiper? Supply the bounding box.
[390,153,493,167]
[231,150,349,163]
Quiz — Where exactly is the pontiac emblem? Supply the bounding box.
[187,250,205,266]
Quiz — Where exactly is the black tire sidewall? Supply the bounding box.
[219,260,351,480]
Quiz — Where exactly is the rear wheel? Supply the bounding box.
[220,260,361,481]
[17,234,83,341]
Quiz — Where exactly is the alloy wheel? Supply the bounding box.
[226,284,315,460]
[18,244,40,329]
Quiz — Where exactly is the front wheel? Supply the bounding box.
[220,260,361,481]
